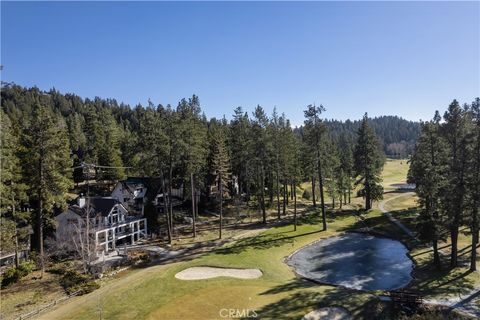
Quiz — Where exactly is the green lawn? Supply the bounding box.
[38,211,377,320]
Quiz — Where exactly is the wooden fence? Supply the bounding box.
[15,290,81,320]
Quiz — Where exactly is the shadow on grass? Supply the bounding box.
[413,266,476,298]
[246,282,369,320]
[215,229,323,255]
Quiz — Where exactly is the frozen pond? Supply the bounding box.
[287,233,413,291]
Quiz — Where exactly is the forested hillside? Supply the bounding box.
[1,83,420,162]
[322,116,420,158]
[0,82,442,258]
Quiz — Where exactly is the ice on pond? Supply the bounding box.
[287,232,413,291]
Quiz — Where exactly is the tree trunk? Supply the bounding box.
[38,198,44,278]
[433,237,441,269]
[348,185,351,204]
[471,208,478,271]
[219,172,223,239]
[260,165,266,224]
[317,157,327,231]
[161,172,171,244]
[276,170,281,220]
[471,228,478,272]
[191,173,196,238]
[450,226,459,268]
[285,181,289,206]
[365,182,371,210]
[38,154,45,278]
[312,176,316,207]
[293,180,297,231]
[168,165,174,238]
[282,182,286,215]
[14,225,19,269]
[268,172,274,206]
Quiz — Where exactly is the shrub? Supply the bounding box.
[302,189,311,200]
[1,260,36,287]
[1,268,22,287]
[48,261,75,275]
[18,261,35,276]
[81,281,100,294]
[60,270,99,295]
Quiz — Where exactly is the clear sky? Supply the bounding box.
[1,1,479,126]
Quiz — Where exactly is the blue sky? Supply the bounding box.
[1,1,479,126]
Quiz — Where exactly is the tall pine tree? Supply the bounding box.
[353,113,385,210]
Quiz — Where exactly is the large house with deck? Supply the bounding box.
[55,197,147,256]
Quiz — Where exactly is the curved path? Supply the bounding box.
[378,192,418,241]
[379,191,480,318]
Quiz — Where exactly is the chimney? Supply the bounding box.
[78,194,86,208]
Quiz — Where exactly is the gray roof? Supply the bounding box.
[70,197,123,217]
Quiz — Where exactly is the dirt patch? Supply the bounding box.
[174,266,262,280]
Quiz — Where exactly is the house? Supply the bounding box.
[55,196,147,256]
[112,177,186,215]
[111,178,149,215]
[0,224,33,268]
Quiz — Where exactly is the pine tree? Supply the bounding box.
[0,111,28,268]
[21,105,72,276]
[304,104,328,230]
[270,108,282,220]
[97,109,125,180]
[441,100,469,268]
[251,106,270,224]
[177,96,208,237]
[467,98,480,271]
[408,112,447,268]
[209,121,231,239]
[353,113,385,210]
[229,107,252,200]
[339,134,354,204]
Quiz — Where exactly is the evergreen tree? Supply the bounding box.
[304,104,328,230]
[97,109,125,180]
[177,96,208,237]
[251,106,270,223]
[209,120,231,238]
[441,100,469,268]
[21,105,72,276]
[339,134,354,204]
[353,113,385,210]
[0,111,28,267]
[467,98,480,271]
[408,112,447,268]
[229,107,252,200]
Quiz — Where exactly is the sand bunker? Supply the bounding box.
[175,266,262,280]
[302,307,351,320]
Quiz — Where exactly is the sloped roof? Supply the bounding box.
[70,197,124,217]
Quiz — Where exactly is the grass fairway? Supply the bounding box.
[381,158,410,191]
[32,159,477,320]
[39,212,375,320]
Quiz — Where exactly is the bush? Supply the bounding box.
[81,281,100,294]
[48,261,75,275]
[302,189,311,200]
[1,268,22,287]
[60,270,99,295]
[1,260,36,287]
[18,261,35,276]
